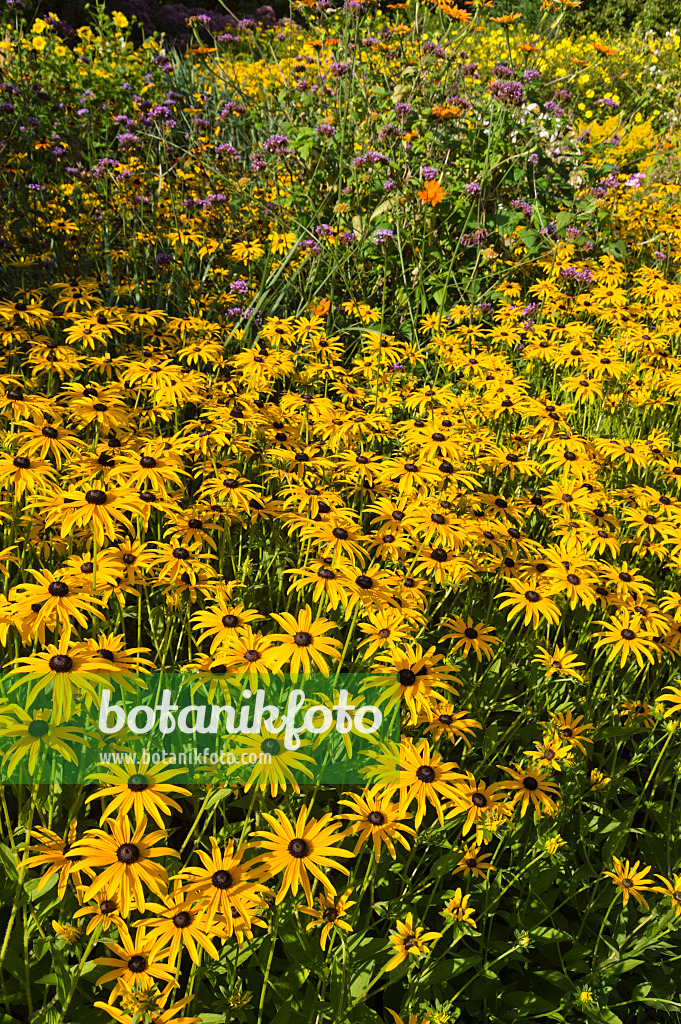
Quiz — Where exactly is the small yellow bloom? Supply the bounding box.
[112,11,129,27]
[32,36,47,52]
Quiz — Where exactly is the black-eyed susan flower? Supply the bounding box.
[654,874,681,916]
[175,837,270,934]
[338,786,416,860]
[23,821,96,900]
[85,763,191,827]
[603,856,654,909]
[394,738,460,828]
[71,814,178,916]
[8,636,105,723]
[94,993,201,1024]
[248,805,353,906]
[0,706,86,777]
[143,884,225,965]
[497,577,561,629]
[498,764,560,818]
[94,924,176,1002]
[440,615,500,661]
[593,610,657,668]
[384,912,441,972]
[74,888,130,935]
[446,772,508,837]
[444,888,477,928]
[191,598,264,654]
[268,605,343,679]
[297,888,356,950]
[452,844,497,879]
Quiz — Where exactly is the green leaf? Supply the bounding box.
[503,991,560,1015]
[556,210,574,231]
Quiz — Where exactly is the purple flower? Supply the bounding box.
[373,229,395,245]
[465,182,482,197]
[654,251,667,260]
[492,63,514,79]
[378,122,402,142]
[315,123,337,137]
[339,231,356,244]
[155,253,172,266]
[383,179,396,191]
[528,153,539,165]
[421,165,438,181]
[230,279,249,294]
[595,97,619,108]
[330,61,350,77]
[489,79,523,106]
[511,199,532,218]
[524,68,540,81]
[352,150,390,168]
[394,102,412,117]
[262,133,290,154]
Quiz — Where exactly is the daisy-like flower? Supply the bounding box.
[496,577,561,629]
[338,786,416,861]
[365,645,459,725]
[0,452,56,497]
[603,856,655,909]
[385,912,441,972]
[11,567,104,639]
[231,727,316,796]
[446,772,509,837]
[93,923,176,1003]
[532,645,585,680]
[452,844,497,879]
[498,764,560,819]
[8,635,105,723]
[654,874,681,916]
[547,710,594,755]
[0,707,86,778]
[440,615,500,661]
[393,738,460,828]
[85,763,191,827]
[418,702,482,748]
[175,837,269,933]
[191,598,264,654]
[216,626,282,686]
[593,609,657,668]
[268,605,343,679]
[144,883,226,965]
[73,888,130,935]
[523,735,574,772]
[71,814,179,916]
[93,994,202,1024]
[35,485,145,545]
[297,889,356,951]
[248,805,353,906]
[23,821,96,900]
[444,888,477,928]
[356,607,413,659]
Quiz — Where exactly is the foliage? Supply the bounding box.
[0,2,681,1023]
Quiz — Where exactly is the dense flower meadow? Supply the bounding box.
[2,0,681,1021]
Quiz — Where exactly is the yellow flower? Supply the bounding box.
[385,913,441,971]
[112,11,129,27]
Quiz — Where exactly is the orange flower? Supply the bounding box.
[417,180,446,207]
[490,12,522,22]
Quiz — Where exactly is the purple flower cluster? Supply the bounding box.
[262,133,290,155]
[330,62,350,78]
[352,150,390,168]
[372,229,395,245]
[315,123,337,137]
[421,165,439,181]
[460,228,489,247]
[394,102,412,118]
[596,97,619,108]
[511,200,532,218]
[465,182,482,197]
[378,123,403,142]
[214,143,241,159]
[559,266,594,285]
[489,79,523,106]
[523,69,541,82]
